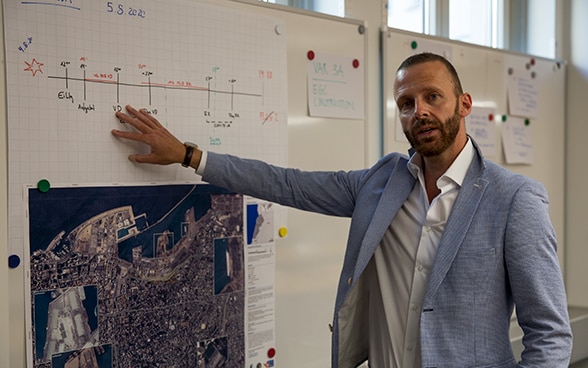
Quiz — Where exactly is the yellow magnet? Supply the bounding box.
[278,227,288,238]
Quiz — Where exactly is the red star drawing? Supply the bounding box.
[24,58,44,76]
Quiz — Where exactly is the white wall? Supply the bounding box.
[345,0,385,165]
[564,0,588,307]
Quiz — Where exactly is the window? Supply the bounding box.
[260,0,345,17]
[388,0,425,34]
[525,0,556,58]
[387,0,556,59]
[449,0,498,48]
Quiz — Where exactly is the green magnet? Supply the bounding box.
[37,179,50,193]
[411,40,418,49]
[502,115,507,122]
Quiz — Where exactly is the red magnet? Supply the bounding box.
[352,59,360,68]
[488,113,494,121]
[307,50,315,60]
[267,347,276,358]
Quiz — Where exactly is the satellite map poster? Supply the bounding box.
[26,184,251,367]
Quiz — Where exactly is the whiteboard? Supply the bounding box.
[4,0,287,367]
[222,3,368,367]
[382,28,566,268]
[0,1,367,367]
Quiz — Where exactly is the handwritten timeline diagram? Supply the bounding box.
[4,0,287,251]
[47,61,266,120]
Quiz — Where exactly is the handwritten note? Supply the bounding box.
[465,106,497,157]
[502,116,534,165]
[507,69,539,118]
[307,52,364,119]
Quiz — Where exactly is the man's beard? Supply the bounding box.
[403,103,461,157]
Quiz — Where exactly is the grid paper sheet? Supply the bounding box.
[3,0,288,257]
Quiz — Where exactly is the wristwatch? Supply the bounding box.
[182,142,198,168]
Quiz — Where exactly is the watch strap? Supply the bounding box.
[182,143,197,167]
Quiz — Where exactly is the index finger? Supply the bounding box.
[124,105,163,130]
[115,106,152,133]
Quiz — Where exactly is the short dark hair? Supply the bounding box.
[396,52,464,96]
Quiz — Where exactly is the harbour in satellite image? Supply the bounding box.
[27,184,245,368]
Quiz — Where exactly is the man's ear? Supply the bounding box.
[460,92,473,117]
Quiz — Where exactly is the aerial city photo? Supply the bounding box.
[27,184,245,368]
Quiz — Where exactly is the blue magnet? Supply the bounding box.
[8,254,20,269]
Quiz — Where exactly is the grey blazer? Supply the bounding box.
[202,139,572,368]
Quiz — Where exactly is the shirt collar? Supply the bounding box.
[407,138,475,188]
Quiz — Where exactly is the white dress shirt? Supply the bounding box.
[367,139,474,368]
[195,150,208,175]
